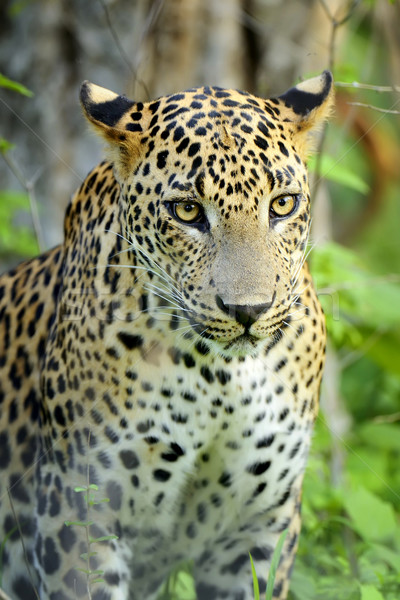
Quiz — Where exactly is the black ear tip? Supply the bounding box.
[321,70,333,93]
[278,70,334,116]
[79,81,91,107]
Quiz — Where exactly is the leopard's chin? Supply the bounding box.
[208,333,269,359]
[191,317,285,359]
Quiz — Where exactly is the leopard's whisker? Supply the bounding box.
[145,287,190,314]
[144,281,184,306]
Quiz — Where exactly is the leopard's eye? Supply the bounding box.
[270,195,297,218]
[171,201,203,224]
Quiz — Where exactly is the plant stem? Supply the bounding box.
[1,152,45,252]
[347,101,400,115]
[336,81,400,93]
[85,433,93,600]
[313,0,360,199]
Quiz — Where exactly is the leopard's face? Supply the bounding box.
[80,75,333,356]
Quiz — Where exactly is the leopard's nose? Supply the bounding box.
[215,295,274,328]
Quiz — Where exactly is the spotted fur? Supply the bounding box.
[0,72,333,600]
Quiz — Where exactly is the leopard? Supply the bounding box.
[0,71,333,600]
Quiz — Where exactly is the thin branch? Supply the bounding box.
[1,152,45,252]
[7,489,41,600]
[313,0,360,197]
[99,0,165,101]
[85,429,93,600]
[131,0,166,98]
[347,101,400,115]
[98,0,151,100]
[318,0,334,22]
[0,589,12,600]
[336,0,361,27]
[336,81,400,93]
[98,0,136,78]
[319,0,360,27]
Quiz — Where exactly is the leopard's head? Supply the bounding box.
[80,73,333,356]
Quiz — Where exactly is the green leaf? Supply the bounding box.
[80,551,98,560]
[311,241,400,371]
[360,584,385,600]
[0,189,30,212]
[8,0,32,18]
[88,498,110,505]
[358,422,400,451]
[266,529,288,600]
[174,570,195,596]
[343,487,397,542]
[365,543,400,571]
[64,520,94,527]
[0,137,15,154]
[76,567,104,575]
[89,535,119,543]
[75,567,91,575]
[0,73,33,97]
[363,331,400,376]
[249,553,260,600]
[0,189,40,257]
[334,63,360,85]
[289,568,317,600]
[74,486,88,493]
[309,154,369,194]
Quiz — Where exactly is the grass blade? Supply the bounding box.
[249,552,260,600]
[265,529,289,600]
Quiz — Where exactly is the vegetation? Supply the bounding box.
[292,5,400,597]
[65,483,119,600]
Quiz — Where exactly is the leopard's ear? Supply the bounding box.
[276,71,334,159]
[80,81,145,176]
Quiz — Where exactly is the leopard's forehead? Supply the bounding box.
[119,86,306,202]
[126,86,287,146]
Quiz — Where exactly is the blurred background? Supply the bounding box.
[0,1,399,599]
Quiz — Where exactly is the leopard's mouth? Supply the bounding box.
[219,333,264,358]
[196,327,283,359]
[182,303,288,357]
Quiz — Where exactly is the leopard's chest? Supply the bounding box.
[89,340,312,559]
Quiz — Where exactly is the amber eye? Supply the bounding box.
[172,201,203,224]
[270,195,297,218]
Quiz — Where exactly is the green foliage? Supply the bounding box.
[295,29,400,586]
[0,190,39,257]
[0,73,38,266]
[0,138,15,154]
[308,155,370,194]
[343,487,397,542]
[265,529,288,600]
[0,73,33,97]
[65,483,119,593]
[311,241,400,375]
[7,0,35,18]
[290,408,400,600]
[292,14,400,584]
[157,564,196,600]
[250,554,260,600]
